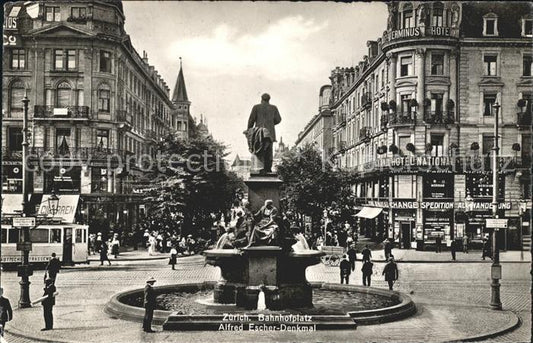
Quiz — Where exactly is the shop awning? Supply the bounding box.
[355,207,383,219]
[1,194,23,214]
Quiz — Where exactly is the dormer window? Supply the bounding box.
[432,2,444,27]
[402,4,414,29]
[45,6,61,22]
[522,18,533,37]
[483,13,498,37]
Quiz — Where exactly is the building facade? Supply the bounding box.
[2,0,193,232]
[317,1,531,249]
[294,85,334,162]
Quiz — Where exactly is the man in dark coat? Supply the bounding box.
[339,255,351,284]
[435,235,442,253]
[384,239,392,260]
[41,277,56,331]
[246,93,282,174]
[100,241,111,266]
[0,287,13,336]
[361,245,372,262]
[143,277,157,333]
[450,240,457,261]
[382,257,399,291]
[346,244,357,271]
[45,253,61,281]
[361,260,374,286]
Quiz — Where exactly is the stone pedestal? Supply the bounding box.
[245,174,282,213]
[243,246,282,286]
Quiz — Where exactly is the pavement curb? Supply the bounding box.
[444,309,521,342]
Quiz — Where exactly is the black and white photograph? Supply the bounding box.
[0,1,531,342]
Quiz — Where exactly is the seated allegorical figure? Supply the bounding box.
[246,200,279,247]
[215,227,236,249]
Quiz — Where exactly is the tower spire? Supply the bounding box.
[172,57,189,103]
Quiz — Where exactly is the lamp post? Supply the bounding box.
[490,101,502,310]
[18,90,32,308]
[48,191,60,217]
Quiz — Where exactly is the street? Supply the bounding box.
[1,253,530,343]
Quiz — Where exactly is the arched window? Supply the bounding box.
[10,80,25,112]
[56,81,71,108]
[402,3,414,29]
[98,84,110,112]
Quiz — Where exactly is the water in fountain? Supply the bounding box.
[257,290,266,311]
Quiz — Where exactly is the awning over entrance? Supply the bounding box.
[355,207,383,219]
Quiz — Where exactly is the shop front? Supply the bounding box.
[391,208,416,249]
[423,208,453,245]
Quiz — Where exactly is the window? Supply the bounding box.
[523,55,532,77]
[401,94,411,114]
[398,135,411,156]
[97,129,109,149]
[393,175,416,198]
[432,4,444,27]
[1,229,6,244]
[10,49,25,69]
[67,50,76,70]
[8,229,19,243]
[10,82,25,112]
[400,56,412,76]
[98,86,110,112]
[31,229,50,243]
[483,93,497,116]
[100,51,112,73]
[483,55,497,76]
[71,7,86,18]
[522,19,533,37]
[430,134,444,157]
[75,229,83,243]
[56,82,71,107]
[431,93,443,116]
[56,128,71,154]
[8,127,23,151]
[483,14,498,36]
[403,8,413,29]
[522,93,532,114]
[54,50,64,69]
[92,168,108,192]
[431,53,444,75]
[482,134,495,155]
[381,69,385,88]
[50,229,61,243]
[45,6,61,22]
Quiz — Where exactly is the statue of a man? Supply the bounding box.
[245,93,282,175]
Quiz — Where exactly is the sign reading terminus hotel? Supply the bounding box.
[383,26,459,43]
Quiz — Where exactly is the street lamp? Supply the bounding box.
[490,101,502,310]
[48,191,60,217]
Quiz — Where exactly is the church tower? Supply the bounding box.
[171,57,192,140]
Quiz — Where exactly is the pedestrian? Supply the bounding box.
[384,239,392,260]
[382,257,399,291]
[482,237,492,260]
[347,244,357,271]
[41,277,56,331]
[435,235,442,253]
[0,287,13,337]
[169,246,178,270]
[361,244,372,262]
[45,253,61,282]
[111,234,120,259]
[361,260,373,286]
[462,235,469,254]
[450,239,457,261]
[100,241,111,266]
[96,232,102,253]
[89,233,96,255]
[143,277,157,333]
[339,255,351,284]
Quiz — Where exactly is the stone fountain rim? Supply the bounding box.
[104,281,416,327]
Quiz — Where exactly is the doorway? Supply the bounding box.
[401,222,411,249]
[63,227,73,264]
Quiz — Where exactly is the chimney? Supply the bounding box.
[142,50,148,64]
[367,40,378,60]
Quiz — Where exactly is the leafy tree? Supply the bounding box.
[276,144,356,232]
[142,134,244,236]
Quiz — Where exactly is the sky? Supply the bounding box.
[122,1,388,160]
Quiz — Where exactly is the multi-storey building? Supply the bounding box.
[2,0,193,230]
[321,1,531,250]
[294,85,334,162]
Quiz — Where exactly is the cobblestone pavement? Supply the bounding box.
[1,256,530,343]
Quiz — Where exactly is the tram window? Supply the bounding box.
[75,229,83,243]
[50,229,61,243]
[8,229,19,243]
[30,229,50,243]
[1,229,7,243]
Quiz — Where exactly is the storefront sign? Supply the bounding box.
[12,217,36,227]
[38,194,80,223]
[373,156,455,171]
[456,202,511,210]
[383,26,459,43]
[3,34,21,47]
[486,218,508,229]
[367,200,389,208]
[390,201,453,209]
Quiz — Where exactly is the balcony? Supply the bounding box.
[335,113,346,128]
[116,110,133,124]
[361,92,372,109]
[144,129,158,142]
[359,127,372,143]
[389,112,415,127]
[517,112,532,128]
[380,114,388,130]
[424,111,455,125]
[27,147,135,167]
[34,106,90,119]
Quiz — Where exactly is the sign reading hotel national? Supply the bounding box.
[367,156,455,171]
[383,26,459,43]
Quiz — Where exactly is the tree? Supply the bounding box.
[276,144,356,232]
[142,133,244,237]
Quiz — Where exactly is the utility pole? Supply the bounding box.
[490,101,502,310]
[18,90,33,308]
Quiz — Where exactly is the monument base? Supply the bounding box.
[245,174,283,213]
